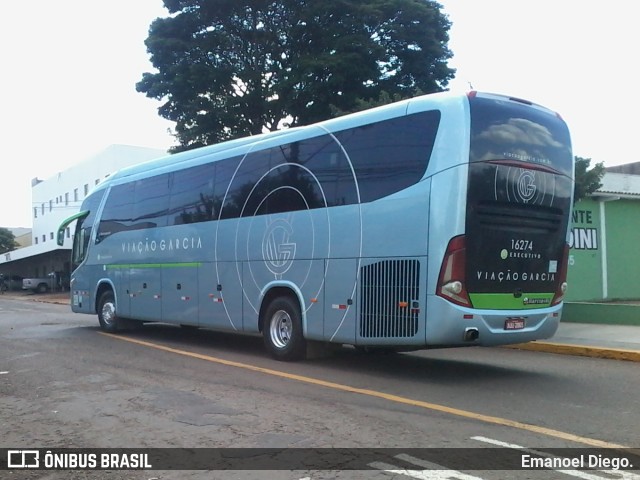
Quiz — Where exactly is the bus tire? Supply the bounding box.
[97,291,120,333]
[262,296,306,361]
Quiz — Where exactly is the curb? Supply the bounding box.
[505,342,640,363]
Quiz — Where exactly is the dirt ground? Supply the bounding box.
[0,290,70,304]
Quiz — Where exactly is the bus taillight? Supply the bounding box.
[437,235,471,307]
[551,243,570,306]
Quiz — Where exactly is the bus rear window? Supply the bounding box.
[469,96,572,177]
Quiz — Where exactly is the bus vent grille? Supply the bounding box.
[360,259,419,338]
[475,202,564,234]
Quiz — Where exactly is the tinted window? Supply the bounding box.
[97,183,134,242]
[241,140,340,215]
[295,134,357,207]
[335,110,440,202]
[226,149,272,218]
[469,96,573,177]
[169,164,215,225]
[92,111,439,236]
[133,174,169,228]
[216,156,242,220]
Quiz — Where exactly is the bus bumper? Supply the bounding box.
[425,295,561,347]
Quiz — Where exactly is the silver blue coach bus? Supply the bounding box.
[58,91,573,361]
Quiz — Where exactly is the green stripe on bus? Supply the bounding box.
[105,262,201,269]
[469,292,554,310]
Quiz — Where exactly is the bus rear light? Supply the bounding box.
[551,243,570,306]
[437,235,472,307]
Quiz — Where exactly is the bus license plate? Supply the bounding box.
[504,318,525,330]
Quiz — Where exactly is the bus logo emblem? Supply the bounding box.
[517,171,536,202]
[262,218,297,277]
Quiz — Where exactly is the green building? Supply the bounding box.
[564,164,640,325]
[567,166,640,302]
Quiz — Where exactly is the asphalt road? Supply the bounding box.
[1,298,639,480]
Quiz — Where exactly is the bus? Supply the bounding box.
[58,91,573,361]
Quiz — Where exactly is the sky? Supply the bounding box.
[1,0,638,228]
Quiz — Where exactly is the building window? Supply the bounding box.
[34,208,37,219]
[35,237,38,244]
[42,234,46,243]
[49,200,53,212]
[65,192,69,206]
[50,232,54,240]
[66,227,70,238]
[95,178,100,185]
[74,188,79,202]
[84,184,89,196]
[41,203,45,215]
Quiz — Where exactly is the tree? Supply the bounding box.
[574,156,605,202]
[137,0,454,151]
[0,227,18,255]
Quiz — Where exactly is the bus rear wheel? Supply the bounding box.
[262,296,306,361]
[98,291,120,333]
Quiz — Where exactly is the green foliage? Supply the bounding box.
[137,0,455,151]
[330,88,424,117]
[0,227,19,255]
[574,156,605,202]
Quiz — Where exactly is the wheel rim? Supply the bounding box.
[101,301,116,326]
[269,309,292,349]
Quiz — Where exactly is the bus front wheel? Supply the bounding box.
[262,296,306,361]
[98,291,120,333]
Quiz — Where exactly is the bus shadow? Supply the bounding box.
[99,322,554,386]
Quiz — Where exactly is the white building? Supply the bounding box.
[0,145,166,287]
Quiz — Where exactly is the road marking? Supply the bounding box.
[101,332,631,450]
[372,453,484,479]
[369,461,483,480]
[472,436,640,480]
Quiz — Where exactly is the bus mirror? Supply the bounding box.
[57,210,89,247]
[57,229,65,246]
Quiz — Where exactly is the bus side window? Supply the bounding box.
[335,110,440,202]
[169,164,215,225]
[232,148,272,218]
[97,183,135,242]
[214,156,241,220]
[298,134,357,207]
[133,174,170,229]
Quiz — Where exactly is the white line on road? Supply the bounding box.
[369,461,484,480]
[471,436,640,480]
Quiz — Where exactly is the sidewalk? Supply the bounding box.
[507,322,640,362]
[3,291,640,362]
